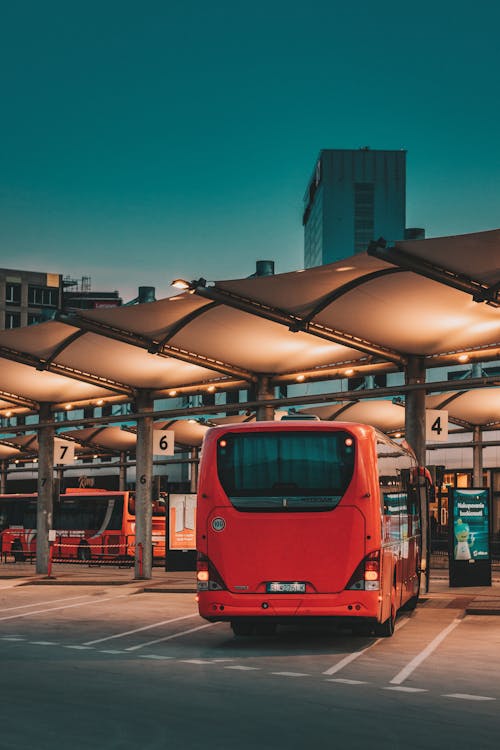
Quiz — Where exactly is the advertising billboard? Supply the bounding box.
[449,488,491,587]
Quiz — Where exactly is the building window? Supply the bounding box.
[6,283,21,305]
[354,182,374,253]
[28,286,58,307]
[27,313,41,325]
[5,311,21,328]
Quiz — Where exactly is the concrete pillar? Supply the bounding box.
[404,356,429,592]
[256,376,275,421]
[134,391,153,579]
[189,448,199,493]
[37,403,54,575]
[119,451,127,491]
[473,425,483,487]
[0,461,7,494]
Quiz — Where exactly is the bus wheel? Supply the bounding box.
[375,593,396,637]
[254,622,277,636]
[231,620,254,636]
[11,538,25,563]
[77,541,91,562]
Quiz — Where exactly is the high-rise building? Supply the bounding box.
[303,148,406,267]
[0,268,63,329]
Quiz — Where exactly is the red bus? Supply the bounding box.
[0,490,166,563]
[196,420,425,637]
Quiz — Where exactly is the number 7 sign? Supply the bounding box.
[54,438,76,464]
[425,409,449,442]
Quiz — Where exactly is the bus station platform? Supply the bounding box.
[2,561,500,615]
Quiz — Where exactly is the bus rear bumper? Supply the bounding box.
[198,590,381,622]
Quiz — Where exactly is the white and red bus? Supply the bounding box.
[196,420,426,637]
[0,489,166,562]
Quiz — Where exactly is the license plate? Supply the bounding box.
[266,581,306,593]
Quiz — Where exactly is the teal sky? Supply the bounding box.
[1,0,499,301]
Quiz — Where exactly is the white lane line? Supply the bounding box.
[225,665,261,671]
[0,595,90,612]
[384,686,428,693]
[327,678,368,685]
[443,693,496,702]
[124,622,221,651]
[180,659,216,665]
[389,618,463,685]
[138,654,173,660]
[65,645,94,650]
[0,595,127,622]
[83,613,198,646]
[271,672,310,678]
[100,650,125,654]
[322,616,410,677]
[1,636,25,641]
[29,641,58,646]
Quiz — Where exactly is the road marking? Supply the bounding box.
[1,635,25,641]
[326,678,368,685]
[384,686,428,693]
[322,617,410,676]
[138,654,173,660]
[0,595,90,612]
[29,641,58,646]
[124,622,220,651]
[100,649,125,654]
[389,618,463,685]
[225,665,261,671]
[65,645,94,650]
[83,613,198,646]
[180,659,216,664]
[271,672,310,678]
[443,693,496,701]
[0,595,127,622]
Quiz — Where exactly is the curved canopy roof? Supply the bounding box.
[0,229,498,418]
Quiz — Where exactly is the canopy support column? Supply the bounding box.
[404,356,429,592]
[1,461,6,494]
[135,391,153,580]
[473,425,483,487]
[256,376,275,421]
[190,448,199,493]
[37,403,54,575]
[119,451,127,491]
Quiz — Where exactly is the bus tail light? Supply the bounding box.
[346,551,380,591]
[196,552,227,591]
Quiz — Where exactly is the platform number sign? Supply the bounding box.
[425,409,448,442]
[54,438,76,465]
[153,430,175,456]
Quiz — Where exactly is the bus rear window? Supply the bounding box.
[217,430,355,511]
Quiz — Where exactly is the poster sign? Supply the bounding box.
[54,438,75,465]
[425,409,448,442]
[449,488,491,587]
[153,430,175,456]
[168,494,196,551]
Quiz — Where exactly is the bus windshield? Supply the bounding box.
[217,430,355,511]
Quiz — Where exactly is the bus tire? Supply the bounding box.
[375,589,396,637]
[77,540,91,562]
[231,620,254,636]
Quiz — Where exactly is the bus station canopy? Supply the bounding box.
[0,229,498,417]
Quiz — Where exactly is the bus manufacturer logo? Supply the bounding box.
[211,517,226,532]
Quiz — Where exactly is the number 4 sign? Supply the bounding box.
[153,430,175,456]
[425,409,449,442]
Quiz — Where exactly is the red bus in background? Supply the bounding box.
[0,490,166,562]
[196,420,426,637]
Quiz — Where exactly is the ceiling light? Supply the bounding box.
[207,385,216,393]
[458,354,469,363]
[64,404,73,411]
[168,390,178,397]
[296,374,305,382]
[171,279,191,290]
[344,368,355,376]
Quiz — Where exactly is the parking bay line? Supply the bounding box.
[0,595,127,622]
[389,617,463,685]
[83,613,199,646]
[0,594,91,613]
[124,621,222,651]
[322,617,409,677]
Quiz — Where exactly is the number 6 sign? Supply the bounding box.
[153,430,175,456]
